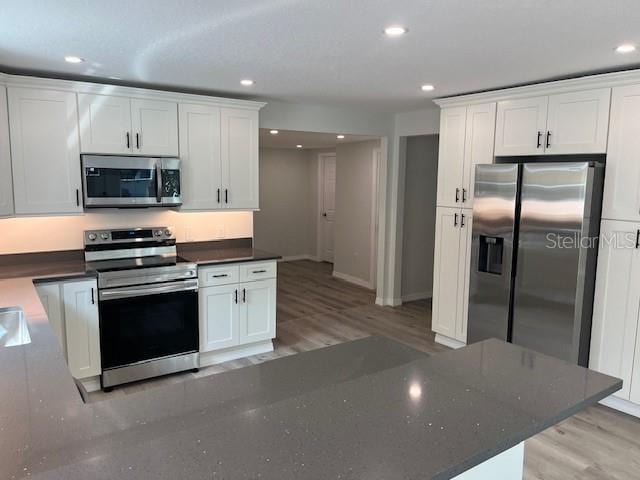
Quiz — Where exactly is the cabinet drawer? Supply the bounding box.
[239,261,277,282]
[199,265,239,287]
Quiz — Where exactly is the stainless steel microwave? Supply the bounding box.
[81,155,182,208]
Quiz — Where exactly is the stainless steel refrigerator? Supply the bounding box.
[467,161,604,366]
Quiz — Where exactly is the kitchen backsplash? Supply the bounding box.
[0,210,253,254]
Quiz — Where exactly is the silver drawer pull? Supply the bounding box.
[212,274,229,278]
[252,269,267,274]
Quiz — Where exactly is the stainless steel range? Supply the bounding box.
[84,226,199,391]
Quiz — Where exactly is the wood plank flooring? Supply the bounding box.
[89,260,640,479]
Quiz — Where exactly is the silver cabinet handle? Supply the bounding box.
[136,132,140,149]
[243,288,247,303]
[212,274,229,278]
[462,188,467,202]
[537,131,542,148]
[461,213,466,227]
[126,132,130,149]
[546,131,551,148]
[454,213,458,226]
[252,269,267,274]
[234,289,238,304]
[455,188,460,203]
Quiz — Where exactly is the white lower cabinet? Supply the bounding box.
[199,262,277,354]
[63,279,101,379]
[432,207,472,343]
[590,220,640,401]
[199,283,240,351]
[240,279,277,344]
[36,278,101,380]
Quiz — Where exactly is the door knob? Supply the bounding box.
[322,213,327,217]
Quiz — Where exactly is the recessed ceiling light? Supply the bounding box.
[616,44,636,54]
[64,55,84,64]
[240,79,255,86]
[384,26,407,37]
[296,144,303,148]
[269,130,279,135]
[337,135,345,139]
[421,84,435,92]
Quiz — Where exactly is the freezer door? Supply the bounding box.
[467,164,519,344]
[511,162,599,365]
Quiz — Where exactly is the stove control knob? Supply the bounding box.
[87,233,97,241]
[154,229,163,237]
[100,233,109,240]
[164,229,172,237]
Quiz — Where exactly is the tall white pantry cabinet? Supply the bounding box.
[433,73,640,416]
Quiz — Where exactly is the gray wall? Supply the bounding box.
[401,135,439,300]
[333,139,381,287]
[253,148,316,257]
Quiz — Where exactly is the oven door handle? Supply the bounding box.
[99,279,198,301]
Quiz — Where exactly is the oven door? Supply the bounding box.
[98,279,199,370]
[82,155,161,207]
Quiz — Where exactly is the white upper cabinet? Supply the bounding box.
[0,86,13,217]
[590,220,640,400]
[78,94,132,154]
[494,96,548,156]
[78,95,178,156]
[8,87,83,215]
[436,107,467,208]
[461,103,496,208]
[179,103,222,210]
[130,99,179,156]
[221,108,259,209]
[495,89,610,156]
[545,88,610,154]
[602,84,640,222]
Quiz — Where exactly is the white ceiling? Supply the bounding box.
[2,1,640,111]
[259,129,378,149]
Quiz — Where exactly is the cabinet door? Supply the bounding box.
[35,283,66,357]
[590,220,640,400]
[545,88,610,154]
[199,284,240,352]
[432,207,463,339]
[461,103,496,208]
[63,280,100,379]
[602,84,640,222]
[179,103,222,210]
[8,87,83,214]
[78,94,132,154]
[130,99,179,156]
[239,279,277,344]
[220,108,259,209]
[632,318,640,404]
[0,86,13,217]
[494,96,548,156]
[457,210,473,343]
[436,107,467,208]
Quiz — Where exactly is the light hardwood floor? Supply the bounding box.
[91,260,640,479]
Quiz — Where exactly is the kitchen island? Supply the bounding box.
[0,270,621,480]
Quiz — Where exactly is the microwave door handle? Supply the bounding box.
[156,161,162,203]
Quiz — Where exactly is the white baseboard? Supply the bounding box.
[376,296,402,306]
[435,333,466,349]
[278,254,322,262]
[78,376,101,393]
[401,291,432,302]
[199,340,274,368]
[599,394,640,418]
[332,270,374,290]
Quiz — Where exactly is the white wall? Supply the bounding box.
[333,139,380,288]
[0,210,253,254]
[253,147,317,258]
[394,107,440,137]
[401,135,439,301]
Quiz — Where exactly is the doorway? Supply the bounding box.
[317,153,336,263]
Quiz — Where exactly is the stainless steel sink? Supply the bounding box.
[0,307,31,347]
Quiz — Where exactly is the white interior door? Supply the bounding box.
[319,154,336,263]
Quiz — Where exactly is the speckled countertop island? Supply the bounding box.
[0,252,622,480]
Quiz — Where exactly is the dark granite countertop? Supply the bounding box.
[0,261,622,480]
[177,246,281,266]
